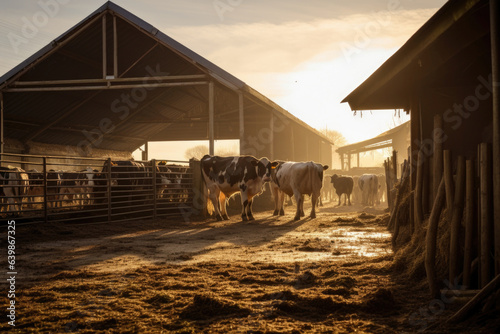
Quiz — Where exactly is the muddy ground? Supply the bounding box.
[0,201,497,333]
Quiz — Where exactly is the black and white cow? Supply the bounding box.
[201,155,278,221]
[358,174,379,206]
[330,174,354,206]
[0,167,29,213]
[271,161,328,220]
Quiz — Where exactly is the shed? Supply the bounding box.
[336,121,409,171]
[0,1,332,165]
[342,0,500,284]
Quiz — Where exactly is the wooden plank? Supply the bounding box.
[480,143,493,288]
[426,177,446,298]
[450,156,465,287]
[463,159,475,289]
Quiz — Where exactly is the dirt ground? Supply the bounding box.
[0,200,497,333]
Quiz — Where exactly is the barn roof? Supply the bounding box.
[342,0,490,111]
[0,1,331,153]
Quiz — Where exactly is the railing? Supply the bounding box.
[0,153,195,225]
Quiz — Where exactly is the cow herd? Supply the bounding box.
[201,155,386,222]
[0,160,191,215]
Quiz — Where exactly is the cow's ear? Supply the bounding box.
[271,162,279,169]
[323,165,329,170]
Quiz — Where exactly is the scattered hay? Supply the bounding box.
[296,239,332,252]
[179,294,251,320]
[358,212,376,219]
[362,288,396,313]
[144,291,174,306]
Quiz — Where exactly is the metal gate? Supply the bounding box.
[0,153,196,225]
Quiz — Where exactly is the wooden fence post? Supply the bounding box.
[450,156,465,287]
[426,177,446,298]
[107,157,112,222]
[414,149,424,230]
[443,150,455,223]
[480,143,493,288]
[463,159,475,289]
[433,115,444,203]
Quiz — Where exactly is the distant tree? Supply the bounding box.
[184,143,239,160]
[321,128,347,147]
[184,145,208,160]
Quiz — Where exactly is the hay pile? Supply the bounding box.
[391,185,456,284]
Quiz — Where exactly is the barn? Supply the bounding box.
[343,0,500,316]
[0,1,332,222]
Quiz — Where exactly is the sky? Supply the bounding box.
[0,0,447,160]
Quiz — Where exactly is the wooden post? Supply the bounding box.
[384,160,392,211]
[347,153,351,171]
[208,82,215,155]
[392,150,398,182]
[490,0,500,277]
[102,14,107,79]
[0,92,4,159]
[113,15,118,78]
[414,149,424,229]
[480,143,493,288]
[450,156,466,287]
[238,92,244,155]
[433,114,443,202]
[443,150,455,223]
[340,153,345,171]
[152,159,157,220]
[107,157,112,222]
[357,152,360,168]
[42,157,48,223]
[426,177,446,298]
[463,159,475,289]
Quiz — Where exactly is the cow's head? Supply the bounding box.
[254,158,279,182]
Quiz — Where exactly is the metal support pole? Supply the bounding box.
[208,81,215,155]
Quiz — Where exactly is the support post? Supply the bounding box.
[480,143,493,287]
[357,152,360,168]
[433,114,443,202]
[463,159,475,289]
[43,157,48,223]
[102,14,107,79]
[113,15,118,78]
[208,81,215,155]
[152,159,157,219]
[0,92,4,159]
[489,0,500,277]
[450,156,465,287]
[238,92,244,155]
[269,112,274,159]
[107,157,112,222]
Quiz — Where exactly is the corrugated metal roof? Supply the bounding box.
[1,1,332,154]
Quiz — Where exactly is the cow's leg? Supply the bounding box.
[208,188,223,221]
[241,191,249,221]
[347,193,351,206]
[337,192,341,206]
[293,191,302,220]
[279,191,285,216]
[219,193,230,220]
[246,195,255,221]
[272,186,280,216]
[310,193,318,219]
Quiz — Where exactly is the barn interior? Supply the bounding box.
[0,1,332,167]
